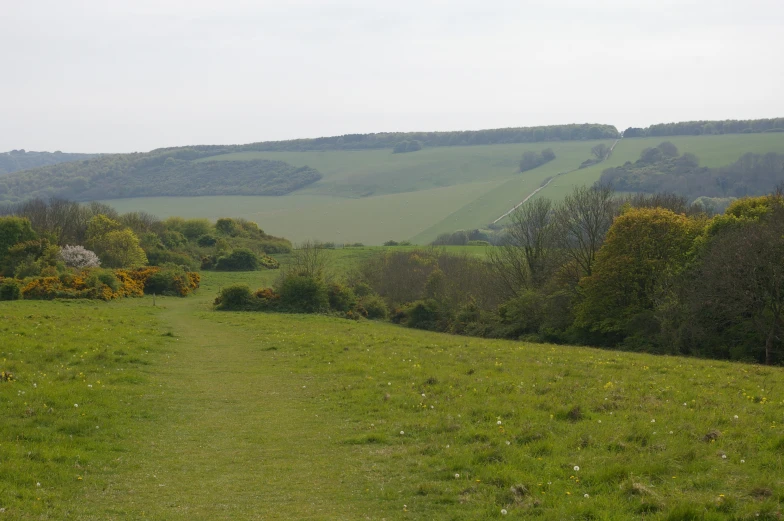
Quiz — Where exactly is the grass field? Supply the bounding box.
[2,270,784,519]
[105,134,784,245]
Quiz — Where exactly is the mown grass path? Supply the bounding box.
[84,294,378,520]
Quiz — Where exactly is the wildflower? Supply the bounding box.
[400,431,404,435]
[501,509,508,515]
[651,419,655,423]
[574,466,580,471]
[455,474,460,479]
[597,420,601,423]
[497,420,502,425]
[74,404,78,408]
[584,494,590,498]
[734,415,739,419]
[506,441,511,445]
[36,482,41,487]
[741,459,745,463]
[722,454,727,459]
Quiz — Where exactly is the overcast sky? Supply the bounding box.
[2,0,782,153]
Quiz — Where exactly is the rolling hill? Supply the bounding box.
[3,120,784,245]
[104,133,784,244]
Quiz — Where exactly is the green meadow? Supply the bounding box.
[2,271,784,519]
[105,134,784,245]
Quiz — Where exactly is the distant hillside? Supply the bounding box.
[0,148,321,202]
[623,117,784,138]
[0,149,97,175]
[599,141,784,200]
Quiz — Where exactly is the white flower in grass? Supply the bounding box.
[501,509,508,515]
[584,493,590,498]
[734,415,739,419]
[651,419,656,423]
[74,404,78,408]
[400,431,404,435]
[497,420,502,425]
[574,465,580,471]
[455,473,460,479]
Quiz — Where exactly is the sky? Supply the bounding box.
[1,0,782,153]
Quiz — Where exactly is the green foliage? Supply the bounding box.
[277,274,329,313]
[0,149,96,175]
[601,145,784,199]
[576,208,701,337]
[214,284,256,310]
[624,117,784,138]
[0,216,37,262]
[88,218,148,268]
[0,278,22,300]
[214,248,260,271]
[520,148,556,172]
[392,140,423,154]
[180,219,212,240]
[359,294,388,319]
[144,264,196,297]
[327,283,357,312]
[0,153,323,201]
[85,269,120,292]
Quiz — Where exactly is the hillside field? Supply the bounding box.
[2,270,783,520]
[104,134,784,244]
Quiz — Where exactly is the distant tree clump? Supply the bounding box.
[622,117,784,138]
[599,143,784,200]
[0,149,97,176]
[392,140,423,154]
[519,148,556,173]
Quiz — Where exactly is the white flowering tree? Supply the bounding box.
[59,245,101,268]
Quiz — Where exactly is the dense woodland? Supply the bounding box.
[0,153,321,202]
[600,142,784,201]
[218,188,784,365]
[623,117,784,138]
[0,149,97,175]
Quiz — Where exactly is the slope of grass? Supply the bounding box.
[0,299,168,518]
[2,271,784,519]
[104,180,506,245]
[104,134,784,244]
[197,141,607,199]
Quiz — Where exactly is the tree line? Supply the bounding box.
[0,149,97,176]
[221,186,784,365]
[599,141,784,201]
[623,117,784,138]
[0,154,322,202]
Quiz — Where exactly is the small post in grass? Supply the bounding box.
[153,292,156,307]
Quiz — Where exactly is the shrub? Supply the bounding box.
[383,240,399,246]
[0,279,22,301]
[197,234,218,247]
[215,249,259,271]
[214,284,254,310]
[59,245,101,268]
[327,283,357,312]
[399,299,442,330]
[144,264,199,297]
[86,269,120,292]
[146,249,200,270]
[360,294,388,319]
[278,274,329,313]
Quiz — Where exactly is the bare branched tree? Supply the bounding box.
[286,240,333,279]
[553,184,617,278]
[488,197,559,297]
